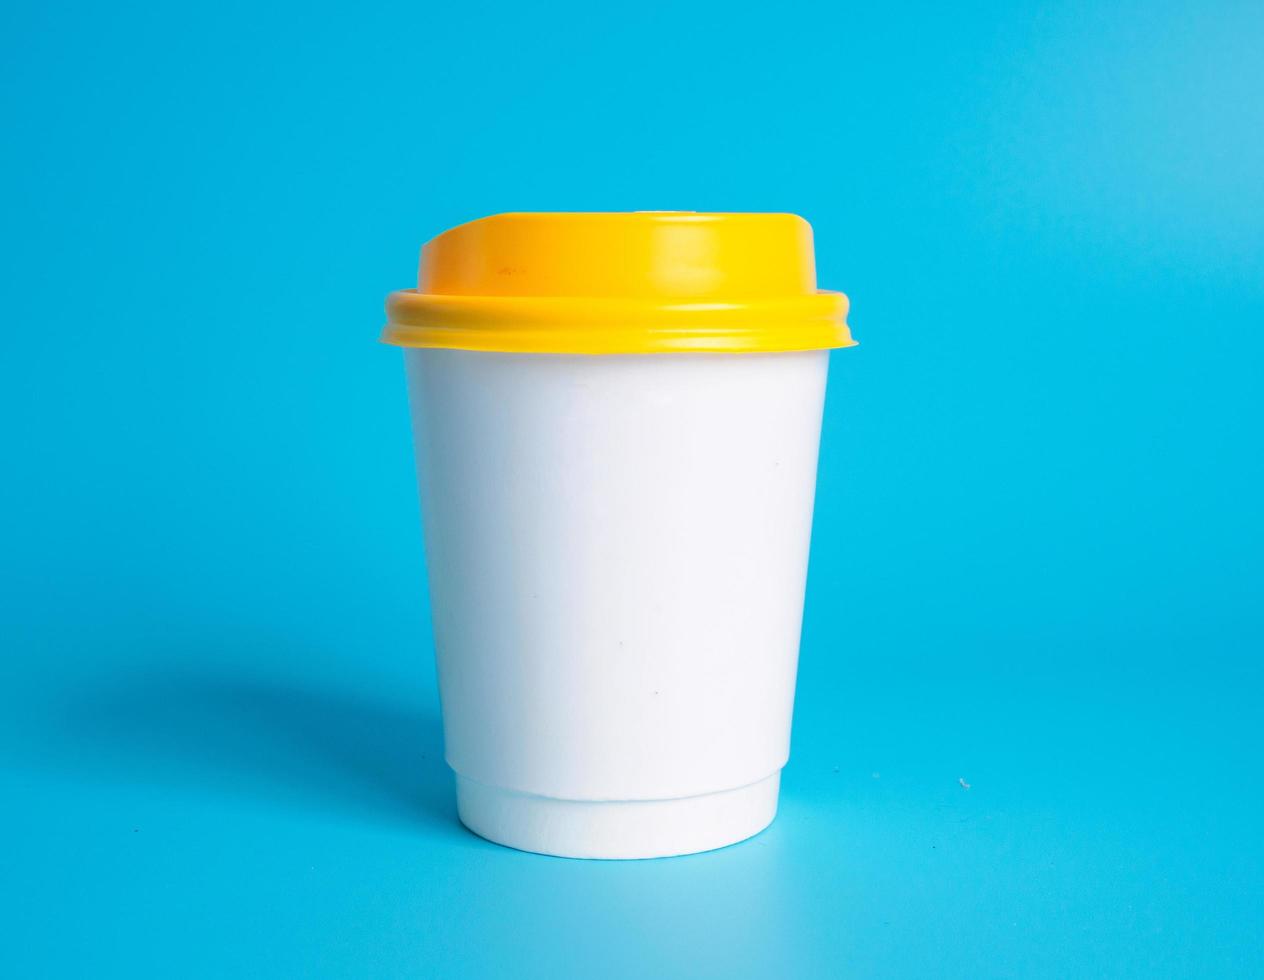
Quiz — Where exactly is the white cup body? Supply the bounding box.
[405,348,829,858]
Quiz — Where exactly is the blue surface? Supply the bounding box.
[3,0,1262,976]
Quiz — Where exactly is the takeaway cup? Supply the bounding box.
[383,212,854,858]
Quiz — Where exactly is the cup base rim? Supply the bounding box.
[454,772,781,860]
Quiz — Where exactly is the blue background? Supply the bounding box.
[3,0,1262,976]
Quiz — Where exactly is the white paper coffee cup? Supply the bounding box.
[384,213,854,858]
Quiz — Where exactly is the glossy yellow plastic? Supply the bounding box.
[382,212,854,354]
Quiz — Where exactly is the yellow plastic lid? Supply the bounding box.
[382,212,854,354]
